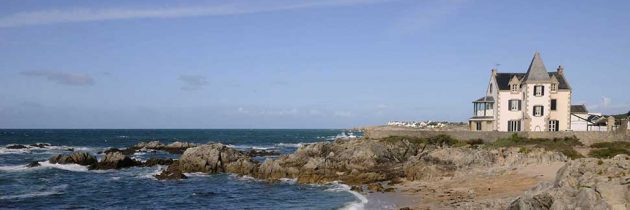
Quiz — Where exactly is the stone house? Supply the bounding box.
[470,52,576,132]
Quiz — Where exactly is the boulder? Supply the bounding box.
[155,161,187,180]
[29,143,51,148]
[101,147,136,156]
[508,154,630,210]
[89,152,141,170]
[49,152,98,166]
[134,141,164,149]
[178,144,255,174]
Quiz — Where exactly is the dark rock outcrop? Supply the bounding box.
[89,152,141,170]
[246,149,280,157]
[155,161,187,180]
[143,158,174,167]
[29,143,51,148]
[26,161,41,167]
[178,144,257,176]
[49,152,98,166]
[101,147,136,156]
[6,144,28,149]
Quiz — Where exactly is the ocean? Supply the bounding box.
[0,129,366,209]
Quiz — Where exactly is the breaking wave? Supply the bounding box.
[0,184,68,200]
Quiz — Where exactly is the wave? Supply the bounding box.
[275,143,304,148]
[183,172,210,177]
[0,161,89,173]
[1,144,101,155]
[0,184,68,200]
[326,182,368,210]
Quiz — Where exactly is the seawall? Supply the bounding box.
[363,126,630,145]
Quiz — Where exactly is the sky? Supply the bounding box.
[0,0,629,129]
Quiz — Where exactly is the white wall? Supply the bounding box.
[525,83,551,131]
[497,91,524,131]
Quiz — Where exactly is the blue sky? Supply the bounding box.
[0,0,629,128]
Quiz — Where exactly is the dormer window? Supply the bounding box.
[511,84,519,92]
[551,83,557,92]
[534,85,544,96]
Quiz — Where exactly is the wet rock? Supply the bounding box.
[144,158,174,167]
[350,185,363,192]
[29,143,50,148]
[155,161,187,180]
[49,152,98,166]
[26,161,41,167]
[246,149,280,157]
[6,144,28,149]
[133,141,164,150]
[89,152,141,170]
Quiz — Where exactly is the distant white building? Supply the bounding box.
[470,52,579,132]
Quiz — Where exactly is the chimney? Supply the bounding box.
[491,68,497,76]
[557,65,564,75]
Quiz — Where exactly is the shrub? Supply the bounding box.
[589,148,630,159]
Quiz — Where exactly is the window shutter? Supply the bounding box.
[542,86,545,96]
[518,100,522,110]
[541,106,545,116]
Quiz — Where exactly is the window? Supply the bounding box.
[533,105,544,117]
[508,120,521,132]
[548,120,559,131]
[489,84,493,93]
[551,99,557,111]
[551,84,557,92]
[509,100,521,111]
[534,85,544,96]
[511,84,519,92]
[476,122,482,131]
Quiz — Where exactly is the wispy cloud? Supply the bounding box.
[21,70,94,86]
[179,75,208,91]
[0,0,391,28]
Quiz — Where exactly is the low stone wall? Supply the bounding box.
[363,127,630,145]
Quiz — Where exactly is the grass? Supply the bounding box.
[380,135,483,147]
[588,141,630,158]
[490,133,584,159]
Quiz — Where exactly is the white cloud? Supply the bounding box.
[21,70,94,86]
[0,0,392,28]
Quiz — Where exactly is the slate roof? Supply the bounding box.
[524,52,551,82]
[474,96,494,102]
[495,72,570,90]
[571,105,588,114]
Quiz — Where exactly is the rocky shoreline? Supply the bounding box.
[7,137,629,209]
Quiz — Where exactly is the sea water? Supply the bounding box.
[0,129,366,209]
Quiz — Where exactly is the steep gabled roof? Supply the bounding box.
[496,73,525,90]
[549,72,571,89]
[571,105,588,114]
[524,52,551,82]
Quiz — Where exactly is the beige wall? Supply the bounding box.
[497,90,524,131]
[549,90,571,131]
[524,83,551,131]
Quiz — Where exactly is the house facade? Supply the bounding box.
[470,52,572,132]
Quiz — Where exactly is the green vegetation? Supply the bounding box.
[380,135,483,147]
[491,134,584,159]
[588,141,630,158]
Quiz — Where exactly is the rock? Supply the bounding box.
[508,154,630,210]
[144,158,174,167]
[350,185,363,192]
[246,149,280,157]
[178,144,256,175]
[102,147,136,156]
[29,143,50,148]
[133,141,164,150]
[163,141,198,154]
[89,152,141,170]
[155,161,187,180]
[26,161,41,167]
[367,183,385,192]
[6,144,28,149]
[49,152,98,166]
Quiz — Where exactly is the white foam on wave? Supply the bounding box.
[0,147,30,154]
[327,182,368,210]
[138,166,163,180]
[0,161,89,173]
[0,184,68,200]
[183,172,210,177]
[226,144,276,150]
[279,178,297,184]
[275,143,304,148]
